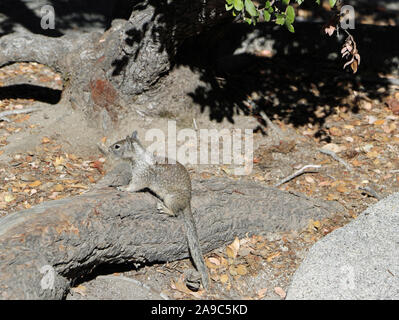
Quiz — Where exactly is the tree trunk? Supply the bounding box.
[0,163,342,299]
[0,0,231,133]
[1,1,397,133]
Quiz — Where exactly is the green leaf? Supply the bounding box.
[268,6,274,13]
[263,10,271,22]
[265,1,271,9]
[233,0,244,11]
[314,0,320,4]
[226,0,234,4]
[282,0,290,5]
[276,16,285,25]
[285,5,295,24]
[286,22,295,33]
[244,17,253,24]
[297,0,305,4]
[225,3,234,11]
[245,0,258,17]
[329,0,336,7]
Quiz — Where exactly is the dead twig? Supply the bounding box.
[243,98,285,139]
[192,118,198,131]
[341,29,360,73]
[319,149,353,172]
[358,186,382,200]
[0,107,42,122]
[0,116,10,122]
[275,165,321,187]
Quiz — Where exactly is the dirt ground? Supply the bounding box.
[1,57,398,300]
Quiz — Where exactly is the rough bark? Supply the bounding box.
[110,0,231,96]
[0,163,343,299]
[0,0,231,133]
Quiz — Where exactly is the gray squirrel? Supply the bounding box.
[109,131,210,290]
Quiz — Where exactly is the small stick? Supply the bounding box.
[358,186,381,200]
[319,148,353,172]
[193,118,198,131]
[274,165,321,187]
[0,107,41,122]
[0,116,10,122]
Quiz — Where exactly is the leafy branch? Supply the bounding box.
[225,0,337,32]
[226,0,360,73]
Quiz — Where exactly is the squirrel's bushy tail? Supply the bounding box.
[183,207,210,290]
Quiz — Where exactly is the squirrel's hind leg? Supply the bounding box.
[156,202,176,216]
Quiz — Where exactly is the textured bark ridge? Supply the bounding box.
[0,0,231,132]
[0,163,343,299]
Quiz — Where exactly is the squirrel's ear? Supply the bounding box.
[131,131,138,139]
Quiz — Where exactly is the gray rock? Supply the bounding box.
[66,275,169,300]
[287,193,399,300]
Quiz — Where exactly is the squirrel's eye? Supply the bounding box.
[114,144,120,150]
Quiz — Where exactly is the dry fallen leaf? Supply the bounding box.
[257,288,268,299]
[305,176,315,184]
[274,287,286,299]
[235,264,248,275]
[324,24,336,36]
[327,193,339,201]
[318,180,331,187]
[322,143,346,153]
[373,119,385,126]
[171,276,203,298]
[385,97,399,115]
[207,257,220,266]
[200,172,212,179]
[219,274,229,284]
[226,237,240,259]
[266,252,281,263]
[53,156,65,167]
[53,184,64,192]
[41,137,51,144]
[4,193,15,203]
[336,185,349,193]
[229,265,238,276]
[366,150,379,158]
[71,285,87,296]
[90,160,105,174]
[14,114,30,123]
[220,166,231,175]
[210,274,220,281]
[329,127,343,136]
[383,123,396,134]
[70,183,88,189]
[28,180,41,187]
[205,259,219,269]
[67,153,78,161]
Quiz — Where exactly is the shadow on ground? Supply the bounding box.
[177,21,399,133]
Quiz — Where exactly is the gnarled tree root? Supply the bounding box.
[0,164,343,299]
